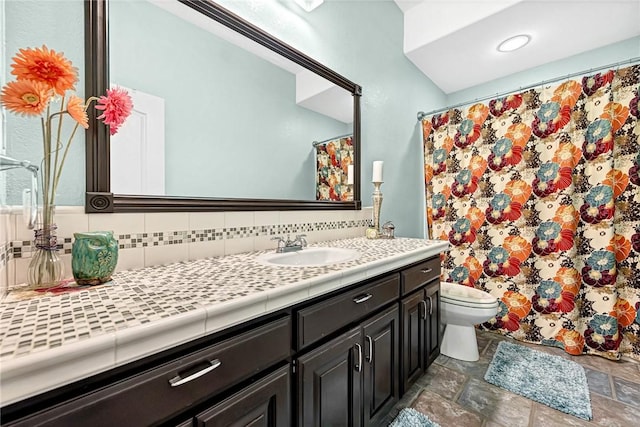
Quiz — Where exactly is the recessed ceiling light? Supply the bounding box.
[294,0,324,12]
[497,34,531,53]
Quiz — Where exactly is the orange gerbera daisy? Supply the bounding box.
[67,95,88,129]
[11,45,77,95]
[0,79,52,116]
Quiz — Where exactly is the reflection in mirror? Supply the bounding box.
[85,0,361,212]
[314,135,354,202]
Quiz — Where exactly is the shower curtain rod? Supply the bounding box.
[312,133,353,147]
[417,56,640,121]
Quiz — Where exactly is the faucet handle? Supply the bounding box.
[271,236,285,251]
[295,234,308,247]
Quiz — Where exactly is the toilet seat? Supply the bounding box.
[441,296,499,309]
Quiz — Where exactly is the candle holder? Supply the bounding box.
[367,181,383,239]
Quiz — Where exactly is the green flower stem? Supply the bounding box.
[42,106,52,227]
[51,121,80,202]
[51,95,66,207]
[49,97,99,210]
[44,112,60,224]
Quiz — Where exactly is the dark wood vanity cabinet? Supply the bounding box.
[296,305,399,427]
[4,316,292,427]
[3,255,442,427]
[295,273,401,427]
[400,257,442,394]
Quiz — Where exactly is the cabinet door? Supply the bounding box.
[195,365,290,427]
[362,305,399,427]
[400,291,425,394]
[297,327,363,427]
[424,283,441,368]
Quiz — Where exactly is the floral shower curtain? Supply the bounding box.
[316,135,354,201]
[422,64,640,360]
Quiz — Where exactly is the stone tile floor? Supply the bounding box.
[384,330,640,427]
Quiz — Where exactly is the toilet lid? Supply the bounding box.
[440,282,498,305]
[441,295,499,309]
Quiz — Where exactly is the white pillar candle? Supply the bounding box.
[372,161,384,182]
[347,164,354,185]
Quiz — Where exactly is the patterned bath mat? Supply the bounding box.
[389,408,441,427]
[484,341,592,420]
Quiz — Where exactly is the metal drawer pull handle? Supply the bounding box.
[366,335,373,363]
[420,268,433,274]
[421,300,427,319]
[355,343,363,372]
[353,293,373,304]
[169,359,221,387]
[428,295,433,316]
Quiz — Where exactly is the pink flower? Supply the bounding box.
[95,86,133,135]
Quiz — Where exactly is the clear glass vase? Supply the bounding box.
[27,220,64,290]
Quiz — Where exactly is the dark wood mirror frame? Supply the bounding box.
[84,0,361,213]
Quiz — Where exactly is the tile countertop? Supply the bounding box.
[0,237,449,407]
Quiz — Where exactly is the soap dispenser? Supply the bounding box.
[381,221,395,239]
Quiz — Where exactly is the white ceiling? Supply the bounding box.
[394,0,640,94]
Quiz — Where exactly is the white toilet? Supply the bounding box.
[440,281,499,362]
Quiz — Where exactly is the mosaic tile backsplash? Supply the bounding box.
[7,221,369,258]
[1,208,374,290]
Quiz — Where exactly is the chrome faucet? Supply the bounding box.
[271,234,307,253]
[0,154,39,229]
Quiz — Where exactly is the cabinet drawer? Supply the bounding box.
[401,257,440,296]
[11,316,291,427]
[297,274,399,350]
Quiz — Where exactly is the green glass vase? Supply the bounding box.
[72,231,118,285]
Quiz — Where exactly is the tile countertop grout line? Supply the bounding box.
[0,237,449,407]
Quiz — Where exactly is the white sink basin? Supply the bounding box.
[257,247,360,267]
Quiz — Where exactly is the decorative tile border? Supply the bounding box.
[8,238,73,259]
[7,220,371,260]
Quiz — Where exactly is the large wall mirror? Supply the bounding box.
[85,0,361,212]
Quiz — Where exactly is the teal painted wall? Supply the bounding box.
[217,0,447,237]
[3,0,445,238]
[8,2,636,238]
[446,36,640,106]
[4,0,85,207]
